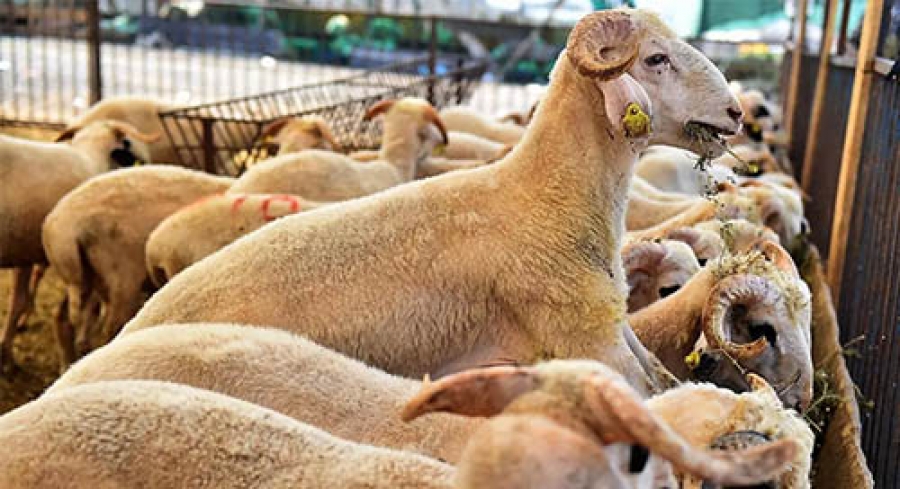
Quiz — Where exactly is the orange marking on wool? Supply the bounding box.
[261,195,302,221]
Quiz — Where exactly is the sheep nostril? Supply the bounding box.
[727,106,743,123]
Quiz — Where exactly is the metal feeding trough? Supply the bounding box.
[158,55,487,176]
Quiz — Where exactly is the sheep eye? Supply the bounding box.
[749,321,777,347]
[628,445,650,473]
[659,285,680,298]
[752,105,771,118]
[644,53,669,67]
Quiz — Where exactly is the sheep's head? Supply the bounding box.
[648,375,814,488]
[736,183,806,246]
[566,9,742,159]
[56,120,159,168]
[623,239,700,312]
[664,227,726,266]
[364,97,448,164]
[689,242,813,411]
[694,219,781,256]
[259,115,341,155]
[404,360,799,488]
[733,90,782,146]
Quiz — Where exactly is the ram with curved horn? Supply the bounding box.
[404,362,800,488]
[630,240,813,410]
[622,239,700,312]
[121,9,743,395]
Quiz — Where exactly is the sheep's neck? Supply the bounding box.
[504,59,640,325]
[628,269,715,377]
[74,144,113,175]
[378,121,421,181]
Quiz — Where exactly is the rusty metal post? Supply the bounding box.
[85,0,102,104]
[455,58,465,104]
[427,16,437,104]
[201,118,217,174]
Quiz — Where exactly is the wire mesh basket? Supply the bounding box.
[158,55,487,176]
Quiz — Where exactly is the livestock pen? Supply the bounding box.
[782,0,899,486]
[0,0,896,486]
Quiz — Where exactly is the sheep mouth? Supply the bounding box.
[684,120,737,145]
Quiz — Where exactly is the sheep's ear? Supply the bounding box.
[364,99,395,121]
[749,239,797,276]
[622,241,667,273]
[105,121,162,143]
[422,105,449,145]
[313,118,341,151]
[566,10,640,81]
[600,73,652,136]
[400,366,539,422]
[55,126,80,142]
[259,117,292,140]
[580,373,798,486]
[498,112,526,125]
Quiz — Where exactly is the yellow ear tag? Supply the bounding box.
[432,143,446,156]
[684,351,701,370]
[622,102,651,138]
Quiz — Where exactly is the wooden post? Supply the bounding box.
[801,0,839,191]
[85,0,102,104]
[827,0,884,300]
[783,0,809,142]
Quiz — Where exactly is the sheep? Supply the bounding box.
[0,380,455,489]
[729,88,783,148]
[404,361,801,488]
[42,166,234,371]
[49,323,476,463]
[48,335,800,488]
[66,97,345,171]
[442,131,508,160]
[227,97,448,201]
[625,191,705,230]
[627,218,780,267]
[439,105,526,145]
[0,121,158,372]
[256,114,341,156]
[622,239,700,312]
[629,241,813,411]
[635,144,790,197]
[350,150,510,179]
[145,193,325,285]
[62,96,181,164]
[648,374,814,488]
[119,9,744,396]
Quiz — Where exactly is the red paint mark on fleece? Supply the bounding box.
[230,195,249,215]
[261,195,302,221]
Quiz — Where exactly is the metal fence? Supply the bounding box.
[0,1,559,129]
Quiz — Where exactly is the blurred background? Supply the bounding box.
[1,0,891,129]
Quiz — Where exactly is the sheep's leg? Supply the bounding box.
[70,287,96,358]
[1,266,32,373]
[53,294,76,374]
[95,293,142,351]
[15,265,46,330]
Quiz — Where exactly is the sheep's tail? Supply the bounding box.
[43,227,94,296]
[148,264,168,289]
